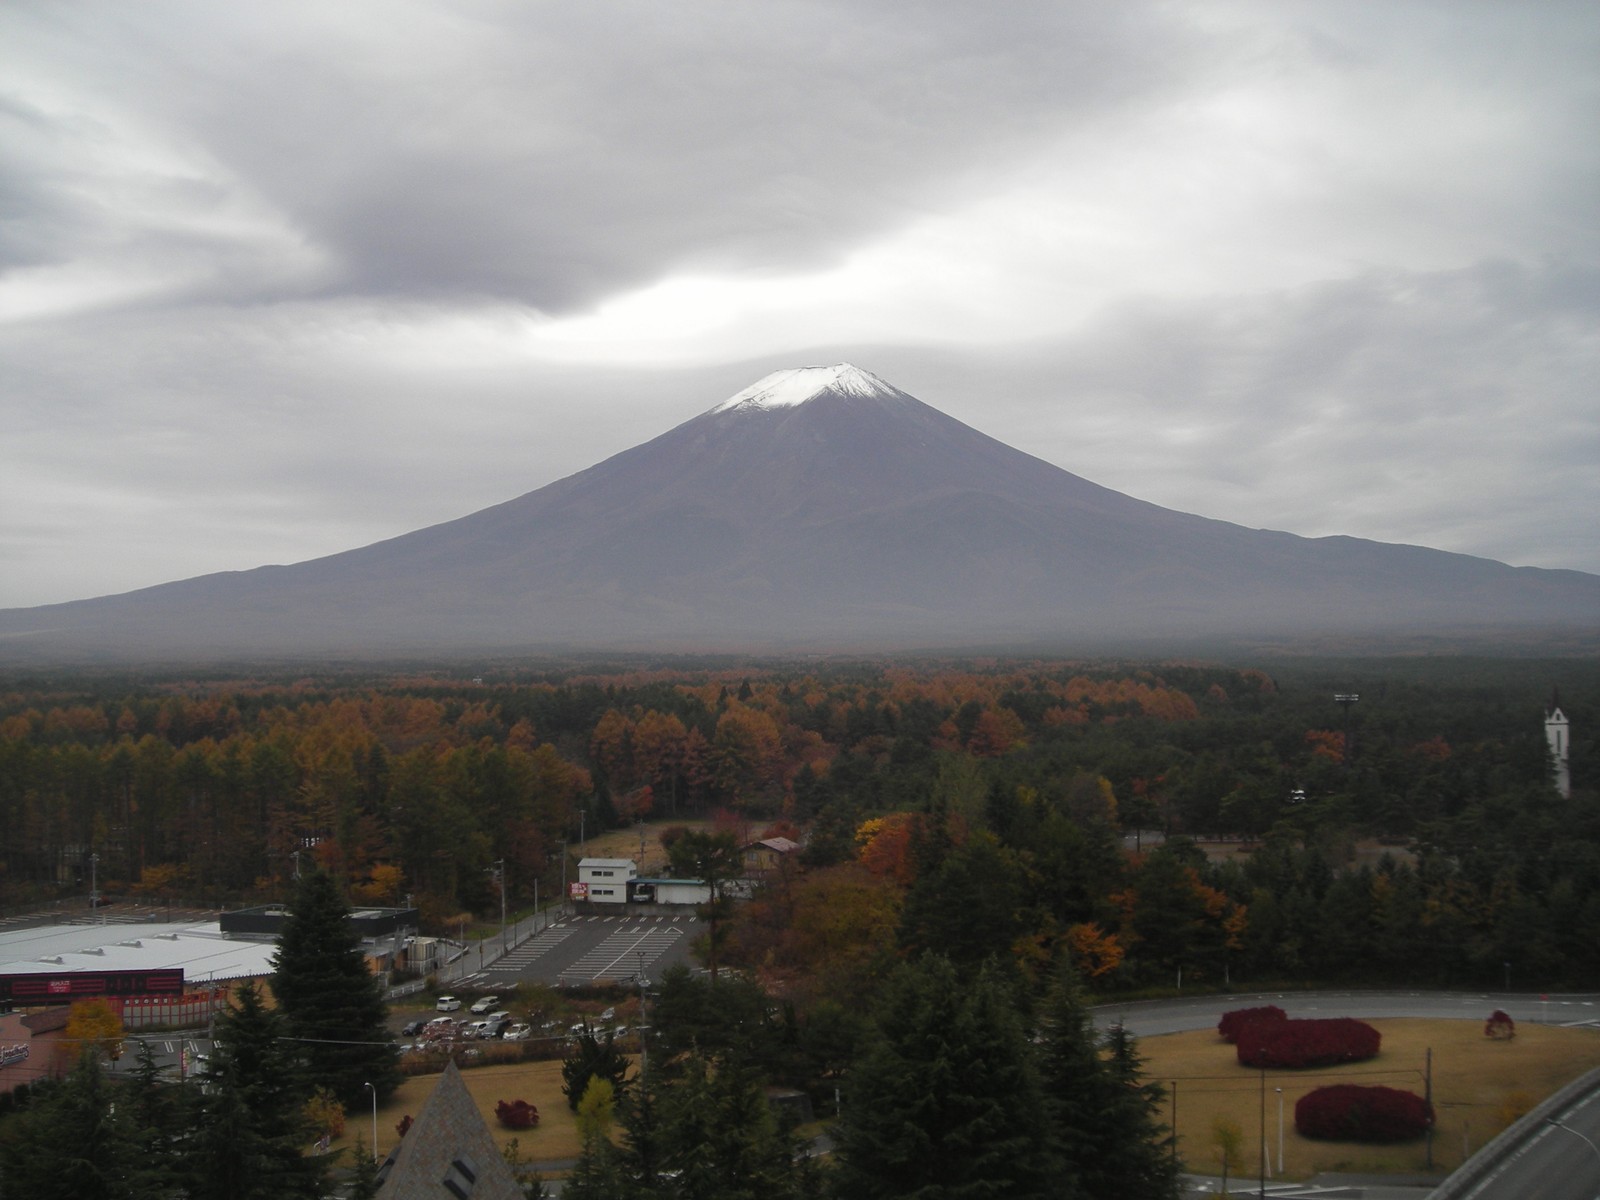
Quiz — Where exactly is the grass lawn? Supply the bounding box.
[1142,1018,1600,1181]
[324,1057,602,1168]
[578,817,716,877]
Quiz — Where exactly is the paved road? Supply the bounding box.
[1091,989,1600,1038]
[1435,1070,1600,1200]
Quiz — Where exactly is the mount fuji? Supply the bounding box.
[3,363,1596,661]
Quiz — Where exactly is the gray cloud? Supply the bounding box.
[1,0,1596,609]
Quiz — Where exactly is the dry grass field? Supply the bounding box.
[320,1019,1600,1181]
[323,1056,608,1168]
[572,817,717,878]
[1143,1018,1600,1181]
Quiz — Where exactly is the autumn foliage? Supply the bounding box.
[1217,1005,1287,1044]
[1236,1018,1380,1069]
[1296,1085,1432,1142]
[495,1099,540,1129]
[1485,1010,1516,1039]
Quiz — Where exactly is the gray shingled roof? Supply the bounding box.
[375,1059,525,1200]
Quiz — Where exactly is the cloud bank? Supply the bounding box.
[2,0,1595,608]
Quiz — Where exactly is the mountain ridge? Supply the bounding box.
[2,365,1595,661]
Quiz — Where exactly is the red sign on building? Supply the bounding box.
[0,969,184,1003]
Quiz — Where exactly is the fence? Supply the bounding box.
[110,986,229,1030]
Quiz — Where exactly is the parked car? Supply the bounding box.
[503,1023,532,1041]
[486,1010,511,1024]
[470,995,499,1015]
[465,1019,494,1039]
[436,995,462,1012]
[401,1019,427,1036]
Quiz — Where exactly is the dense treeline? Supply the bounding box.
[0,656,1593,988]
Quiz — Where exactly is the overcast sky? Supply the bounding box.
[3,0,1596,610]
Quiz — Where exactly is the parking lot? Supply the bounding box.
[452,909,706,991]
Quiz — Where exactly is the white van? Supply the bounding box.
[436,994,462,1012]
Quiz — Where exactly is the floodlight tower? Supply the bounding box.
[1334,693,1359,766]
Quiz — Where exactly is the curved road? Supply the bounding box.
[1090,988,1600,1039]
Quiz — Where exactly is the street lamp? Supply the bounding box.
[494,859,507,957]
[635,951,650,1076]
[1276,1088,1285,1175]
[1546,1118,1600,1168]
[364,1081,377,1162]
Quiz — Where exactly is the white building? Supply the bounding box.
[575,857,637,904]
[1546,693,1571,799]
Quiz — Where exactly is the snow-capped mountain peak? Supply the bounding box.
[710,363,897,413]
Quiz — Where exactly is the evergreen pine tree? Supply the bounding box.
[0,1050,134,1200]
[190,981,326,1200]
[830,954,1051,1199]
[271,868,401,1107]
[1091,1024,1182,1200]
[562,1023,631,1110]
[1035,967,1097,1200]
[346,1138,382,1200]
[122,1038,198,1198]
[615,1070,665,1194]
[657,1053,805,1200]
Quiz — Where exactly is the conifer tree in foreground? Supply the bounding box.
[0,1050,133,1200]
[831,954,1052,1199]
[270,868,401,1108]
[191,981,325,1200]
[1038,966,1180,1200]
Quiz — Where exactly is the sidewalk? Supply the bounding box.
[433,904,563,985]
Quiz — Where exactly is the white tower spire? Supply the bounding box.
[1545,690,1570,799]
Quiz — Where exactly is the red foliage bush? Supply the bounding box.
[1236,1017,1380,1068]
[495,1099,540,1129]
[1484,1010,1516,1039]
[1295,1085,1433,1142]
[1218,1005,1287,1044]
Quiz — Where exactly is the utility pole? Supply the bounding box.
[494,859,507,957]
[636,951,649,1077]
[1170,1080,1179,1176]
[1425,1047,1434,1171]
[1334,693,1359,767]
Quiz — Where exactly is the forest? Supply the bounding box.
[0,654,1595,994]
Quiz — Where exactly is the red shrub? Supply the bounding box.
[495,1099,540,1129]
[1296,1085,1433,1142]
[1484,1010,1516,1040]
[1218,1005,1287,1044]
[1236,1017,1380,1068]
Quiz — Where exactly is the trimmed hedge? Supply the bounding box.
[1236,1017,1380,1068]
[1296,1085,1433,1142]
[1218,1005,1287,1044]
[496,1099,540,1129]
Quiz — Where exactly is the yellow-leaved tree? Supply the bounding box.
[64,998,125,1063]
